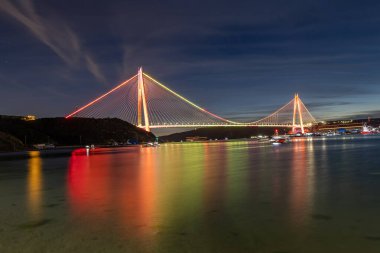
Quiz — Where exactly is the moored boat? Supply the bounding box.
[361,124,374,135]
[144,141,160,147]
[270,136,291,144]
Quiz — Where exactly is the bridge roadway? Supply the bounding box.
[147,123,314,128]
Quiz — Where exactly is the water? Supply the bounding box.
[1,136,380,253]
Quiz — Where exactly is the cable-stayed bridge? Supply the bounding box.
[66,67,316,133]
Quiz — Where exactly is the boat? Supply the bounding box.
[144,141,160,147]
[361,124,373,135]
[270,129,291,144]
[270,136,291,144]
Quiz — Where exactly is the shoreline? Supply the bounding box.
[0,144,142,160]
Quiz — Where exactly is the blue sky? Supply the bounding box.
[1,0,380,121]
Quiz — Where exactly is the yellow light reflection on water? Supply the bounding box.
[226,142,249,206]
[27,151,43,219]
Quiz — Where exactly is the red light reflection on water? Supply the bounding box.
[67,148,112,220]
[67,147,157,238]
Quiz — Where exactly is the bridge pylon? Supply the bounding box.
[292,93,305,134]
[137,67,150,131]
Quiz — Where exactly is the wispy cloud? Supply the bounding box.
[334,110,380,120]
[305,101,354,110]
[0,0,107,83]
[84,54,107,83]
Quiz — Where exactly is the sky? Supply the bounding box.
[1,0,380,123]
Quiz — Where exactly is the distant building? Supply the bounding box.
[0,115,37,121]
[23,115,36,121]
[315,118,378,131]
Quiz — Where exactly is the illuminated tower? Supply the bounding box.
[292,93,304,134]
[137,67,150,131]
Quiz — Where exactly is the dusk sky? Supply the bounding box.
[1,0,380,121]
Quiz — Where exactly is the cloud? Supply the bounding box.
[308,86,374,99]
[305,101,354,110]
[337,110,380,120]
[0,0,107,83]
[84,54,107,84]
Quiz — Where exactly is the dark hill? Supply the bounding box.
[0,117,155,147]
[0,131,24,152]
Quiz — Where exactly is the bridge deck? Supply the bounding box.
[147,124,312,128]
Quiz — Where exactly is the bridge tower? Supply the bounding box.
[292,93,305,134]
[137,67,150,131]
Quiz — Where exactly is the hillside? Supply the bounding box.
[0,117,155,148]
[0,131,25,152]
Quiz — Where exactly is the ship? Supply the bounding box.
[361,124,373,135]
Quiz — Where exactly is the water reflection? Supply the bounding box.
[119,147,157,238]
[288,139,316,228]
[66,142,318,242]
[226,142,249,206]
[67,144,235,246]
[289,139,308,227]
[156,143,205,237]
[3,134,380,253]
[61,138,380,252]
[203,142,227,212]
[27,151,43,219]
[67,147,159,244]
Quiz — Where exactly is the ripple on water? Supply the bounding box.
[44,203,59,208]
[311,214,332,221]
[365,236,380,241]
[18,219,52,229]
